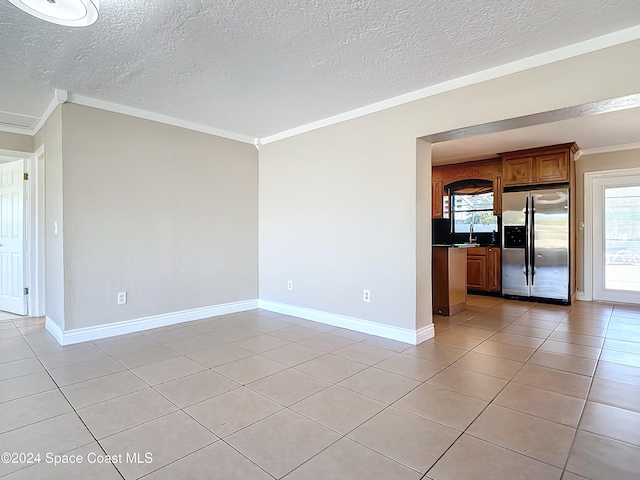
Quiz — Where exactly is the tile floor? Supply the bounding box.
[1,297,640,479]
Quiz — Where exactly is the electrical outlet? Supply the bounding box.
[288,280,293,291]
[117,292,127,305]
[363,289,371,302]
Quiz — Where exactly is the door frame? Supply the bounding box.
[0,146,44,317]
[584,167,640,303]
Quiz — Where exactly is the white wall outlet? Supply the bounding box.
[287,280,293,291]
[363,289,371,302]
[117,292,127,305]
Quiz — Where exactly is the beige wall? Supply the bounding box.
[576,148,640,292]
[259,39,640,332]
[0,131,33,153]
[61,104,258,330]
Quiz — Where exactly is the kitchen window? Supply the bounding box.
[452,192,498,233]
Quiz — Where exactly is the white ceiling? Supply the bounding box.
[1,0,640,140]
[431,107,640,165]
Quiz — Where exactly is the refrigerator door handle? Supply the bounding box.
[531,196,535,285]
[524,197,529,286]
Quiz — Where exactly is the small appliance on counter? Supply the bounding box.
[432,218,451,245]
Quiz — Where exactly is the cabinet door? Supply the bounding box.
[493,173,503,215]
[487,247,501,292]
[432,179,443,218]
[534,152,569,183]
[467,255,487,290]
[503,157,533,186]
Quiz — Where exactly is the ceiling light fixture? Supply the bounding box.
[7,0,99,27]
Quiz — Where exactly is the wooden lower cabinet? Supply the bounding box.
[467,247,501,293]
[433,247,467,316]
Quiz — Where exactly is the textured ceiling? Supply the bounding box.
[1,0,640,139]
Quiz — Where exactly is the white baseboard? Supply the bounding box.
[258,300,431,345]
[576,291,590,301]
[46,299,259,346]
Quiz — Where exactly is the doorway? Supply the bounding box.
[590,169,640,303]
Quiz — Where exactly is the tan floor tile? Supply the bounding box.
[433,331,485,350]
[235,316,293,333]
[467,404,575,467]
[143,326,200,344]
[185,386,282,437]
[539,340,601,359]
[528,350,597,376]
[600,349,640,368]
[403,341,467,364]
[472,340,536,362]
[187,344,253,368]
[284,437,421,480]
[489,332,545,348]
[394,383,488,431]
[297,333,357,352]
[580,401,640,446]
[375,353,446,381]
[339,367,420,404]
[512,318,562,330]
[561,472,589,480]
[513,364,591,398]
[268,325,322,342]
[4,442,122,480]
[588,377,640,413]
[361,336,412,352]
[320,327,370,342]
[77,388,177,439]
[261,343,324,366]
[452,351,523,380]
[428,434,561,480]
[143,441,273,480]
[23,331,66,355]
[131,356,207,385]
[154,369,239,408]
[231,333,290,353]
[290,385,385,434]
[0,337,35,364]
[594,360,640,386]
[0,413,95,477]
[331,343,396,365]
[94,336,158,356]
[112,344,181,369]
[426,366,508,401]
[248,368,330,406]
[214,355,287,384]
[440,325,495,340]
[0,390,72,434]
[61,370,148,409]
[0,371,56,403]
[349,407,459,472]
[210,326,262,343]
[566,430,640,480]
[494,382,585,427]
[555,323,607,337]
[294,353,368,383]
[226,409,340,478]
[501,324,553,339]
[0,357,44,381]
[48,356,125,386]
[603,338,640,355]
[462,316,514,331]
[100,411,217,478]
[548,330,605,348]
[163,334,224,354]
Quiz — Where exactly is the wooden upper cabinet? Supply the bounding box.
[535,152,569,183]
[501,144,577,187]
[503,156,534,185]
[432,179,444,218]
[493,173,503,215]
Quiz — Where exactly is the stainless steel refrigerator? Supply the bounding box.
[502,188,570,303]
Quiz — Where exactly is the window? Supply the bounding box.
[452,192,498,233]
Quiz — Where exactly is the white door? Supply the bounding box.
[592,172,640,304]
[0,160,26,315]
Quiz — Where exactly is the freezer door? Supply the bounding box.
[530,188,570,300]
[502,191,531,297]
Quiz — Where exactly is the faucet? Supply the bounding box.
[469,223,477,243]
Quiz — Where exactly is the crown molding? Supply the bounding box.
[577,142,640,159]
[67,94,257,145]
[260,25,640,145]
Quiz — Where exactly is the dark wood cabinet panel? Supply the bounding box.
[432,179,443,218]
[534,152,569,183]
[503,157,533,186]
[467,255,487,291]
[493,173,503,216]
[487,247,501,292]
